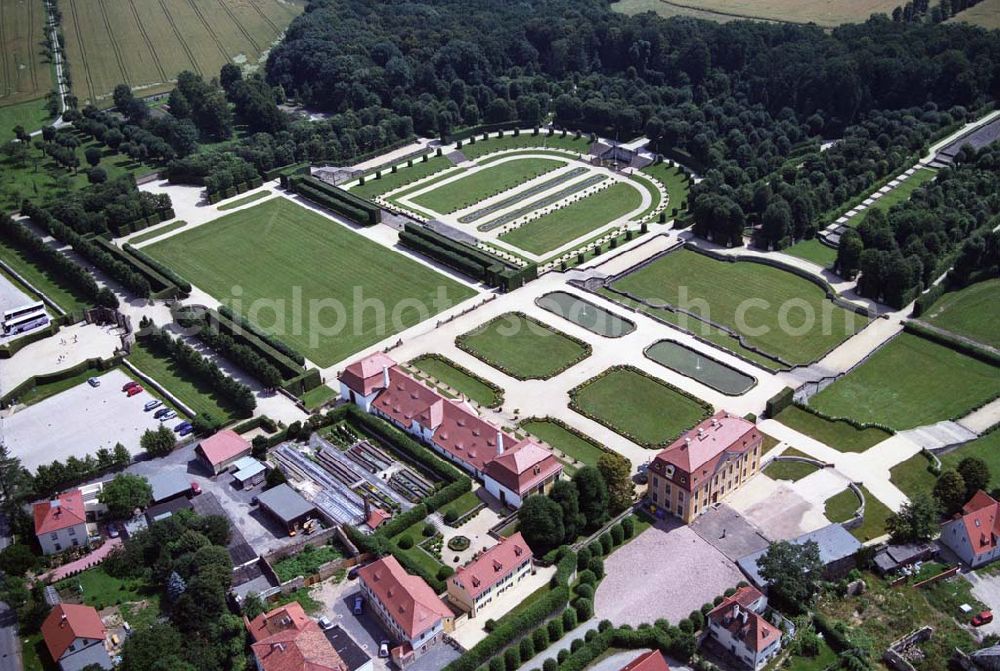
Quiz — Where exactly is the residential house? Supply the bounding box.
[706,586,782,670]
[246,601,364,671]
[647,411,763,523]
[41,604,112,671]
[940,490,1000,568]
[447,532,534,617]
[34,490,90,555]
[339,353,562,508]
[357,556,453,666]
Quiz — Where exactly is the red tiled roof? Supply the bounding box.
[247,602,346,671]
[340,352,396,397]
[452,532,533,599]
[358,556,451,639]
[707,586,780,653]
[366,508,391,530]
[198,429,251,467]
[483,439,562,496]
[652,411,760,492]
[34,489,86,535]
[620,650,671,671]
[41,604,106,661]
[957,490,1000,557]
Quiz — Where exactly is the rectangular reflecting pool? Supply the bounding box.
[536,291,635,338]
[645,340,756,395]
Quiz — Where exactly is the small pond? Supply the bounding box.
[645,340,756,395]
[535,291,636,338]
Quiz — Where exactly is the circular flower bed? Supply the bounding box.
[447,536,471,552]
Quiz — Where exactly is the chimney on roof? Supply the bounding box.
[382,365,390,389]
[271,642,285,653]
[698,428,705,440]
[496,430,504,456]
[60,613,68,626]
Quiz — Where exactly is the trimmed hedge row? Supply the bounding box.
[288,175,381,226]
[1,355,122,408]
[91,238,176,298]
[123,244,192,294]
[766,387,794,418]
[903,320,1000,367]
[790,401,895,434]
[218,305,306,365]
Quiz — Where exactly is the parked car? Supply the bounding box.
[126,385,144,397]
[159,410,177,421]
[318,616,334,630]
[973,610,993,627]
[353,595,363,615]
[173,421,192,433]
[190,482,202,496]
[144,399,162,411]
[179,425,195,437]
[106,524,119,538]
[347,566,361,580]
[122,381,139,392]
[378,641,389,658]
[153,407,171,419]
[87,377,101,388]
[250,496,259,506]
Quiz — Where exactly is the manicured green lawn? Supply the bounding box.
[146,198,475,367]
[128,220,187,246]
[857,168,937,222]
[411,157,564,214]
[499,182,644,255]
[217,191,271,211]
[520,418,606,472]
[409,354,503,407]
[775,406,891,453]
[129,341,239,420]
[459,133,591,160]
[301,384,336,410]
[391,521,445,576]
[569,366,712,448]
[0,238,91,314]
[641,161,690,216]
[350,156,454,199]
[763,447,818,482]
[608,249,868,365]
[923,278,1000,348]
[441,490,483,520]
[457,313,590,380]
[57,567,161,613]
[810,333,1000,430]
[0,98,53,142]
[824,484,892,542]
[783,238,837,268]
[894,431,1000,500]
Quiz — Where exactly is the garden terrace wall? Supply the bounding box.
[122,244,192,295]
[903,320,1000,367]
[91,238,178,298]
[218,305,306,365]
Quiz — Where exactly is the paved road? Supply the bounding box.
[0,602,20,671]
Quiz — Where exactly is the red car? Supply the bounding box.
[122,381,139,392]
[973,610,993,627]
[126,385,144,397]
[190,482,202,496]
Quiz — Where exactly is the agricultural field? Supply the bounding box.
[60,0,304,104]
[810,333,1000,430]
[605,249,868,365]
[498,182,644,256]
[569,366,712,448]
[611,0,901,27]
[0,0,52,112]
[922,278,1000,348]
[948,0,1000,29]
[456,312,590,380]
[408,157,564,215]
[146,197,476,367]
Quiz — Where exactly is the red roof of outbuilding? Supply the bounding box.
[358,556,451,639]
[366,507,391,530]
[247,602,346,671]
[34,489,86,535]
[707,586,780,653]
[452,532,533,599]
[483,439,562,496]
[620,650,671,671]
[957,490,1000,557]
[198,429,251,466]
[340,352,396,397]
[41,604,106,661]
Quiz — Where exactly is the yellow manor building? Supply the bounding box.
[647,411,763,523]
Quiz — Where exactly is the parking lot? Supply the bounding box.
[3,369,169,471]
[595,521,745,625]
[313,578,462,671]
[965,571,1000,637]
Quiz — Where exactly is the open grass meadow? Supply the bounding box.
[60,0,303,104]
[128,340,240,420]
[146,198,476,367]
[520,418,606,473]
[0,0,52,112]
[612,0,901,27]
[499,181,645,256]
[0,98,53,142]
[810,333,1000,430]
[774,405,891,453]
[409,354,502,407]
[457,312,590,380]
[409,157,564,214]
[569,366,712,448]
[922,278,1000,348]
[607,249,867,365]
